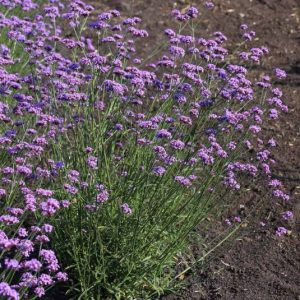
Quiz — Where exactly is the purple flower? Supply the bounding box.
[4,259,20,270]
[61,200,71,207]
[225,218,232,226]
[96,190,109,203]
[164,28,176,37]
[56,272,68,282]
[272,189,290,201]
[55,161,64,168]
[40,249,59,272]
[31,226,41,233]
[25,194,36,212]
[114,123,123,131]
[0,189,6,197]
[23,259,42,272]
[94,100,105,111]
[34,287,45,298]
[174,176,192,187]
[120,203,132,215]
[36,188,53,197]
[227,141,237,150]
[64,184,78,195]
[18,240,34,257]
[282,211,293,220]
[205,1,215,9]
[19,272,38,288]
[173,93,187,104]
[36,235,50,243]
[268,138,277,147]
[188,175,198,181]
[240,24,248,30]
[87,156,98,169]
[233,216,241,223]
[186,7,199,18]
[179,115,192,125]
[104,80,128,95]
[274,68,287,79]
[249,125,261,134]
[269,108,278,119]
[169,46,185,58]
[16,165,32,176]
[85,204,97,211]
[170,139,185,150]
[153,146,168,158]
[38,274,53,286]
[0,215,19,225]
[156,129,172,139]
[269,179,282,187]
[85,147,94,153]
[128,27,149,38]
[1,167,14,175]
[18,228,28,237]
[68,172,80,183]
[198,148,214,165]
[262,163,271,174]
[0,282,19,300]
[42,224,53,233]
[224,172,240,190]
[153,166,166,176]
[276,226,288,236]
[40,198,60,216]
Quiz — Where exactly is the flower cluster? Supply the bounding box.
[0,0,291,298]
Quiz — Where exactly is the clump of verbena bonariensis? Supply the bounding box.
[0,0,292,299]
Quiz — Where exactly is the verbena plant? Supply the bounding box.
[0,0,291,299]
